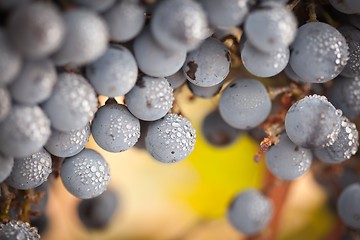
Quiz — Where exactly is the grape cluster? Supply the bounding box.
[0,0,360,238]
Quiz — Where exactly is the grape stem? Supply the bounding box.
[0,183,14,223]
[307,2,318,22]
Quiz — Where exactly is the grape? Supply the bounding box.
[202,110,241,147]
[7,2,65,59]
[285,95,342,149]
[241,41,289,77]
[348,14,360,30]
[133,28,186,77]
[328,76,360,120]
[86,46,138,97]
[244,3,297,53]
[42,73,98,131]
[337,183,360,229]
[183,38,231,87]
[227,188,273,236]
[219,79,271,130]
[125,75,174,121]
[150,0,209,52]
[187,80,223,99]
[0,153,14,183]
[91,103,140,153]
[0,0,30,10]
[329,0,360,14]
[0,104,51,158]
[44,123,90,158]
[104,0,146,42]
[266,133,313,180]
[199,0,249,30]
[133,120,151,150]
[30,214,48,236]
[77,189,118,229]
[9,58,57,104]
[60,149,111,199]
[0,87,11,123]
[166,70,187,90]
[145,113,196,164]
[290,22,349,83]
[338,25,360,78]
[0,28,22,86]
[314,116,359,164]
[52,8,108,66]
[284,63,312,83]
[0,221,40,240]
[6,149,52,190]
[70,0,115,12]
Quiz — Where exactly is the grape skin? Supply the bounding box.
[285,95,342,149]
[0,221,40,240]
[219,79,271,130]
[0,87,11,123]
[183,38,231,87]
[60,149,111,199]
[338,25,360,78]
[166,70,187,90]
[86,46,138,97]
[266,133,313,180]
[187,80,223,99]
[337,183,360,229]
[227,188,273,236]
[91,103,140,153]
[0,153,14,183]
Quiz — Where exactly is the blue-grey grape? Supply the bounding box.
[314,116,359,164]
[0,221,40,240]
[45,123,90,158]
[70,0,115,12]
[337,183,360,229]
[91,103,140,152]
[199,0,249,30]
[266,133,313,180]
[202,110,241,147]
[0,153,14,183]
[227,188,273,236]
[145,113,196,164]
[166,70,187,90]
[133,28,186,77]
[0,87,11,122]
[0,28,22,85]
[6,149,52,190]
[348,14,360,30]
[86,46,138,97]
[285,95,342,149]
[9,58,57,104]
[104,0,146,42]
[289,22,349,83]
[52,8,108,66]
[183,38,231,87]
[150,0,209,52]
[241,41,289,77]
[125,75,174,121]
[77,189,118,229]
[0,104,51,158]
[244,3,297,53]
[187,80,223,99]
[42,73,98,131]
[328,76,360,120]
[30,214,48,236]
[329,0,360,14]
[338,25,360,78]
[7,2,65,59]
[219,79,271,130]
[133,120,151,150]
[60,149,111,199]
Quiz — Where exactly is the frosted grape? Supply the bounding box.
[125,75,174,121]
[337,183,360,229]
[60,149,111,199]
[45,123,90,158]
[86,46,138,97]
[338,25,360,78]
[71,0,115,12]
[183,38,231,87]
[145,114,196,164]
[0,87,11,123]
[187,81,223,99]
[227,188,273,236]
[91,103,140,153]
[266,133,313,180]
[0,153,14,183]
[166,70,187,90]
[42,73,98,131]
[219,79,271,130]
[6,149,52,190]
[0,221,40,240]
[0,104,51,158]
[329,0,360,14]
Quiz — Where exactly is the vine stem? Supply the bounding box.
[307,2,318,22]
[0,183,13,222]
